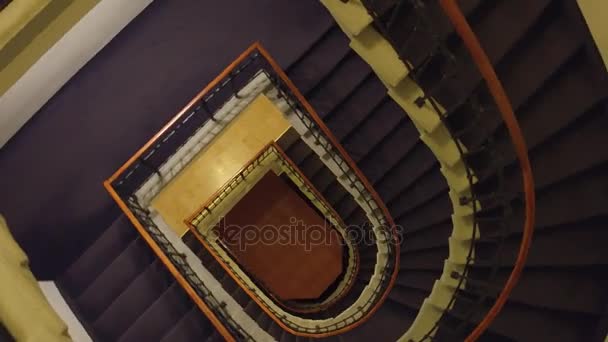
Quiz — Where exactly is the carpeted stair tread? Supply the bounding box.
[76,238,154,321]
[467,268,606,315]
[160,307,215,342]
[343,299,416,342]
[92,261,171,339]
[311,166,337,193]
[267,321,284,340]
[324,78,388,141]
[285,139,313,165]
[59,215,137,297]
[395,192,453,233]
[430,0,554,108]
[288,25,351,96]
[307,54,372,119]
[388,285,429,311]
[205,330,224,341]
[395,269,443,294]
[497,104,608,196]
[475,221,608,269]
[231,287,252,307]
[400,220,455,253]
[374,142,438,205]
[118,283,192,342]
[358,119,420,184]
[388,168,449,219]
[341,100,404,161]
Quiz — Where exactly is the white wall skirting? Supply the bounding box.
[38,281,92,342]
[0,0,153,148]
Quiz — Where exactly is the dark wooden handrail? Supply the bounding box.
[185,141,360,318]
[257,43,401,334]
[103,182,236,341]
[106,42,400,338]
[438,1,536,341]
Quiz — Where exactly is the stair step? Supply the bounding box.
[160,307,215,342]
[288,25,351,95]
[395,269,442,294]
[455,301,596,342]
[323,181,350,207]
[468,267,606,315]
[255,310,273,330]
[299,153,325,178]
[76,238,154,321]
[182,231,202,253]
[118,283,192,341]
[205,329,224,342]
[276,127,302,151]
[231,287,251,307]
[219,272,240,294]
[93,262,171,339]
[389,167,447,220]
[401,220,454,253]
[374,142,437,205]
[285,139,313,165]
[325,77,388,141]
[267,321,284,340]
[311,166,336,194]
[396,192,452,233]
[59,215,136,296]
[343,299,416,342]
[462,5,585,149]
[359,119,419,184]
[307,54,371,119]
[342,100,404,162]
[388,285,428,311]
[245,299,262,319]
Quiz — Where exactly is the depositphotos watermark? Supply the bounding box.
[212,217,405,252]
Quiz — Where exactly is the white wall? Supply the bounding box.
[0,0,153,148]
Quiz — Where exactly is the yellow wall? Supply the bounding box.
[0,0,99,96]
[152,95,291,236]
[577,0,608,68]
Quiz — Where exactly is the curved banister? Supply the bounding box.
[185,141,359,315]
[258,43,402,328]
[107,43,260,185]
[103,182,238,342]
[107,42,401,338]
[438,1,536,341]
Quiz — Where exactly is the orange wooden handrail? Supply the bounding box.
[103,181,236,342]
[257,43,401,333]
[107,43,260,184]
[106,41,400,338]
[184,141,359,316]
[438,1,536,341]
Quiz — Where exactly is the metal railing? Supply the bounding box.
[125,196,254,341]
[107,44,401,338]
[187,142,361,316]
[356,0,533,340]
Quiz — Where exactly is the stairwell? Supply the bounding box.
[0,0,606,341]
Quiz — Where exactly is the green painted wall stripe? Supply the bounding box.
[0,0,99,96]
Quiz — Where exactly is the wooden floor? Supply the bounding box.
[151,94,291,235]
[215,171,343,301]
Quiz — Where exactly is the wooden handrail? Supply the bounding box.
[103,181,236,342]
[438,1,536,341]
[107,43,260,184]
[185,141,276,226]
[185,141,359,318]
[106,42,400,338]
[256,43,401,333]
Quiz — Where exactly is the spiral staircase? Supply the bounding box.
[0,0,606,341]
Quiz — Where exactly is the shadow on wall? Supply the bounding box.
[0,0,334,279]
